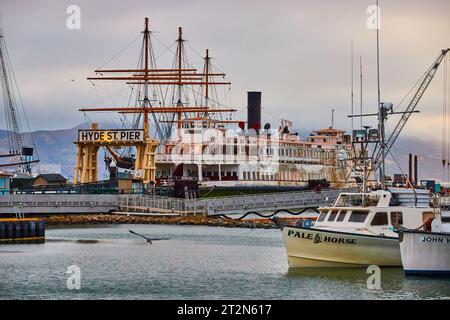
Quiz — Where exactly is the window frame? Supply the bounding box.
[336,210,347,222]
[371,212,388,226]
[327,210,339,222]
[390,211,403,226]
[317,211,328,222]
[348,210,369,223]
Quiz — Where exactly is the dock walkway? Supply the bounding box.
[0,189,352,216]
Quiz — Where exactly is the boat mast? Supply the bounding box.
[0,22,39,173]
[360,56,363,128]
[0,26,22,154]
[176,27,183,131]
[204,49,210,108]
[375,0,386,189]
[351,41,354,132]
[143,18,150,137]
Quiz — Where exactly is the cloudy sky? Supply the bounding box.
[0,0,449,140]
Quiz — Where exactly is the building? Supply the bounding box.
[393,174,407,187]
[306,127,351,149]
[0,170,12,195]
[33,174,67,188]
[10,172,35,190]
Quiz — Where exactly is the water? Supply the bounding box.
[0,224,449,300]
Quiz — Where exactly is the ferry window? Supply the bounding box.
[317,212,328,222]
[371,212,388,226]
[327,210,339,221]
[391,212,403,226]
[336,210,347,222]
[348,211,369,223]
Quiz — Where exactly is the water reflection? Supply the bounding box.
[1,225,449,300]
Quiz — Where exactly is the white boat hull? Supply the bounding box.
[281,225,401,268]
[399,230,450,276]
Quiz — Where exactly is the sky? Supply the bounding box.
[0,0,449,140]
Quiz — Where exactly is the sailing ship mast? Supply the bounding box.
[77,18,237,181]
[0,21,39,173]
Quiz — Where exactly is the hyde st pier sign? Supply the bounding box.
[77,129,145,143]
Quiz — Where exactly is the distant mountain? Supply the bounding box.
[0,125,82,179]
[0,125,445,182]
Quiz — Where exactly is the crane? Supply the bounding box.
[0,22,38,173]
[373,48,450,171]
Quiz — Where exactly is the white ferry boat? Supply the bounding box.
[155,114,356,189]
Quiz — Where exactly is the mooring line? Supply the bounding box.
[211,207,319,220]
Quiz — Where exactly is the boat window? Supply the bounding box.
[422,212,434,224]
[348,211,369,223]
[336,210,347,222]
[327,210,339,221]
[391,212,403,226]
[371,212,388,226]
[317,211,328,222]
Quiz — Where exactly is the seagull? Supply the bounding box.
[128,230,170,244]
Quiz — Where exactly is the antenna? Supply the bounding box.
[360,56,363,128]
[331,108,335,128]
[351,40,354,132]
[375,0,385,189]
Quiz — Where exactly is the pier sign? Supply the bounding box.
[78,129,145,143]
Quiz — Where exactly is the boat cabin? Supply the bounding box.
[314,189,437,237]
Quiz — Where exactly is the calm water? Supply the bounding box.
[0,224,449,300]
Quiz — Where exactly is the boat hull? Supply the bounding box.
[399,230,450,277]
[281,225,401,268]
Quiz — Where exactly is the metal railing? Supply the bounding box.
[0,194,118,215]
[118,188,354,216]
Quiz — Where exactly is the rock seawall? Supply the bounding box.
[44,214,281,229]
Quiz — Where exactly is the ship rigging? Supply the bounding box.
[0,19,39,173]
[75,18,236,184]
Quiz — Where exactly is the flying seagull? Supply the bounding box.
[128,230,170,244]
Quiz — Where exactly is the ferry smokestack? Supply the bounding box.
[414,155,418,188]
[247,91,261,132]
[408,153,413,188]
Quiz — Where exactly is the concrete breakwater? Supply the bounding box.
[44,214,280,229]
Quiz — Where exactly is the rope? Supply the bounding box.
[210,207,319,221]
[96,34,141,70]
[200,185,215,197]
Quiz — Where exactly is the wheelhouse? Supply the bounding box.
[314,188,436,237]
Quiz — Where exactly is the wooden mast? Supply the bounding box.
[177,27,183,131]
[205,49,210,106]
[76,18,237,184]
[143,17,150,139]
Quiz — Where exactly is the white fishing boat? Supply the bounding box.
[273,44,450,268]
[273,188,438,267]
[397,211,450,276]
